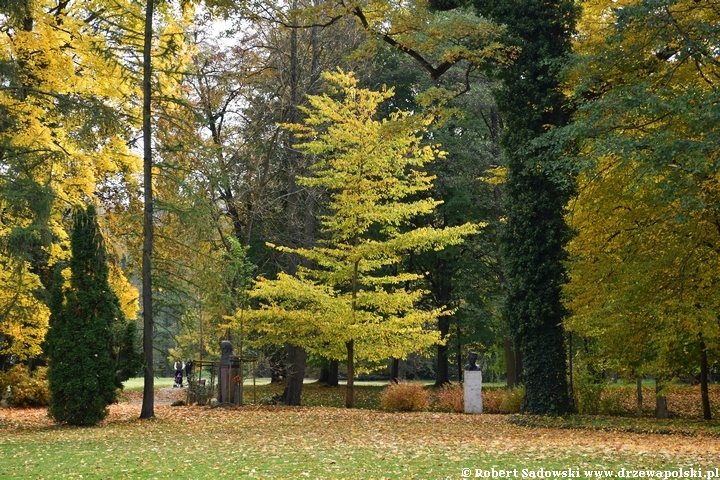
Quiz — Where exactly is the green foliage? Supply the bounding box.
[575,380,605,416]
[500,385,525,414]
[114,320,144,387]
[0,365,48,408]
[561,0,720,392]
[469,0,579,415]
[46,205,141,426]
[379,381,430,412]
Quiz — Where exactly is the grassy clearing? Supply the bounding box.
[4,383,720,478]
[3,404,720,479]
[123,377,176,391]
[509,414,720,437]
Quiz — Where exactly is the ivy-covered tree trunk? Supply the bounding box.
[502,170,573,413]
[47,205,138,426]
[472,0,578,414]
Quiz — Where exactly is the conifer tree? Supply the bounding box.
[47,205,141,426]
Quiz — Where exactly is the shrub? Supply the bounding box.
[600,387,629,415]
[187,380,214,406]
[0,365,49,408]
[575,379,605,415]
[434,383,464,413]
[379,381,429,412]
[46,205,140,426]
[482,388,505,413]
[500,386,525,413]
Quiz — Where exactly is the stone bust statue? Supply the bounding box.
[465,351,480,371]
[220,340,234,365]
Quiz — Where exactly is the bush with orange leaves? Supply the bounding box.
[434,383,464,413]
[379,380,430,412]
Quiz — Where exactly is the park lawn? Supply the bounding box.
[2,403,720,479]
[123,377,177,391]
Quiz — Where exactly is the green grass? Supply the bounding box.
[5,382,719,478]
[2,405,718,479]
[509,414,720,437]
[123,377,176,391]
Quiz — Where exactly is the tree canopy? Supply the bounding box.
[246,70,480,407]
[1,0,719,419]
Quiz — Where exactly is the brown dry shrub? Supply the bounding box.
[482,388,505,413]
[434,383,464,413]
[379,381,430,412]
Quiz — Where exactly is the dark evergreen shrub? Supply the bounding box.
[46,204,141,426]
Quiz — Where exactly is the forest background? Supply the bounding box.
[1,0,718,418]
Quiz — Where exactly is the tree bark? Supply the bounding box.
[435,315,451,386]
[276,0,309,405]
[636,376,643,417]
[139,0,155,420]
[504,336,518,389]
[390,358,400,383]
[700,337,712,420]
[655,379,668,418]
[346,340,354,408]
[319,359,339,386]
[281,344,306,406]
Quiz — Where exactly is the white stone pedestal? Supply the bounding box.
[464,370,483,414]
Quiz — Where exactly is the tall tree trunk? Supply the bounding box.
[346,340,354,408]
[139,0,155,420]
[655,379,668,418]
[456,322,463,382]
[277,0,308,406]
[504,335,518,389]
[390,358,400,383]
[319,359,339,386]
[478,0,576,416]
[281,344,307,405]
[636,376,643,417]
[700,337,712,420]
[435,316,450,386]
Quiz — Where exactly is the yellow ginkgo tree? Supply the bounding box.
[245,69,481,407]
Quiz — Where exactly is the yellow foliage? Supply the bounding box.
[247,71,481,370]
[0,256,50,360]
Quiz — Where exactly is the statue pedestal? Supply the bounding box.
[464,370,483,414]
[218,363,231,403]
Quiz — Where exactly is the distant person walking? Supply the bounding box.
[173,360,184,388]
